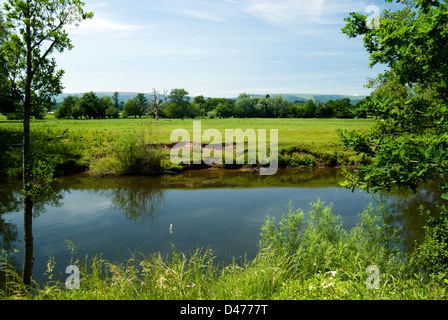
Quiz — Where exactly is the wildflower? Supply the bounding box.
[322,282,334,289]
[327,271,337,277]
[309,286,313,290]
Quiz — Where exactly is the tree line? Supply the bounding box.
[52,89,364,120]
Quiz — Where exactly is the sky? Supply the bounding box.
[37,0,392,97]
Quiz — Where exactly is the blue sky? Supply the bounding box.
[52,0,390,98]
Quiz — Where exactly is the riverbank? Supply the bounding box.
[0,118,373,178]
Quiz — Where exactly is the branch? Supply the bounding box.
[32,13,71,74]
[409,160,447,168]
[45,127,69,140]
[7,128,69,147]
[31,3,71,50]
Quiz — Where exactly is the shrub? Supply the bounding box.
[90,129,164,176]
[414,206,448,276]
[260,200,409,282]
[6,113,23,120]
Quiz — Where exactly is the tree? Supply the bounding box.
[80,91,100,119]
[0,10,20,116]
[332,98,354,119]
[100,95,118,119]
[165,88,190,118]
[203,98,224,113]
[146,89,167,121]
[104,95,119,119]
[215,99,236,118]
[339,0,448,197]
[314,100,328,118]
[2,0,93,287]
[55,95,78,119]
[123,97,141,118]
[190,95,206,118]
[235,93,255,118]
[0,10,10,111]
[134,93,147,118]
[266,95,289,118]
[253,97,266,117]
[303,99,317,118]
[71,99,84,119]
[112,91,120,109]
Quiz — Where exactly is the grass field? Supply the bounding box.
[0,117,374,176]
[0,117,373,147]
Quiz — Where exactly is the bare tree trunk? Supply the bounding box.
[22,13,34,288]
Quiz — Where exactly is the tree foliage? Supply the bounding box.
[339,0,448,197]
[164,88,191,118]
[123,95,146,119]
[0,10,20,116]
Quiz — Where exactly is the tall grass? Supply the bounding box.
[89,129,164,176]
[1,201,446,300]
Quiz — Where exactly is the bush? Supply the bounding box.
[6,113,23,120]
[260,200,408,282]
[278,152,317,168]
[90,129,164,176]
[207,110,217,119]
[415,206,448,276]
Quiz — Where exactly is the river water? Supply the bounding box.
[0,168,441,284]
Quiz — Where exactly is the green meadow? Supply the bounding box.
[0,117,374,177]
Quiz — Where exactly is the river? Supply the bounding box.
[0,168,441,285]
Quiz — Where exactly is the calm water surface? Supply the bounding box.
[0,168,441,283]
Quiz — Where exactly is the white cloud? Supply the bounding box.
[166,0,246,22]
[173,6,227,22]
[242,0,368,28]
[243,0,325,24]
[66,15,155,37]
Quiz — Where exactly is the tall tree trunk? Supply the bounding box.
[22,14,34,288]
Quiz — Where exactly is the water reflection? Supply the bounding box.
[387,179,447,252]
[57,175,167,224]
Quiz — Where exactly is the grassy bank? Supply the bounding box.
[1,201,446,300]
[0,118,374,177]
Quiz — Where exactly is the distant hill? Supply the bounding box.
[56,92,368,105]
